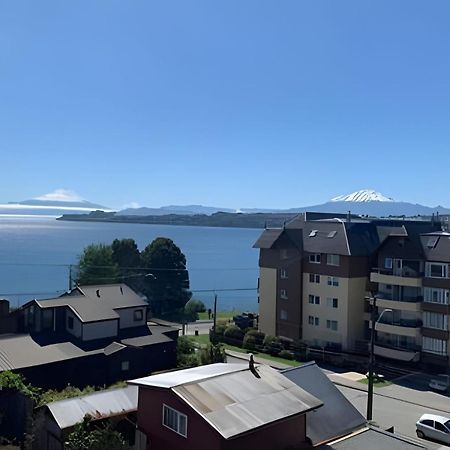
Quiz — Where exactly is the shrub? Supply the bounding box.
[223,325,245,346]
[199,343,226,365]
[177,336,198,368]
[242,330,265,351]
[263,335,283,356]
[184,299,206,321]
[279,350,294,360]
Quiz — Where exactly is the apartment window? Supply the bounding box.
[308,316,319,326]
[327,276,339,287]
[422,337,448,356]
[163,404,187,437]
[423,287,450,305]
[134,309,144,321]
[327,297,338,308]
[280,249,288,260]
[425,262,449,279]
[308,295,320,305]
[280,309,288,320]
[309,273,320,283]
[384,258,393,269]
[280,289,288,299]
[423,312,448,330]
[121,361,130,371]
[309,253,321,264]
[326,254,340,266]
[280,268,288,279]
[67,316,74,330]
[315,317,319,326]
[326,320,338,331]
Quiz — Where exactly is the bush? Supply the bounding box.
[263,335,283,356]
[184,299,206,321]
[242,330,265,351]
[279,350,294,360]
[223,325,245,346]
[177,336,198,368]
[199,343,226,365]
[210,320,228,344]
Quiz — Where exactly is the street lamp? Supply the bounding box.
[366,295,392,421]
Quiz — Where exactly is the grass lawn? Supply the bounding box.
[187,335,302,367]
[358,377,392,388]
[197,310,240,321]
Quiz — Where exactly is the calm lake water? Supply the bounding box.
[0,216,261,311]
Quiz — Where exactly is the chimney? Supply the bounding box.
[96,289,101,298]
[431,213,435,226]
[249,354,260,379]
[347,211,351,223]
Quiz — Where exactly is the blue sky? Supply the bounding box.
[1,1,450,210]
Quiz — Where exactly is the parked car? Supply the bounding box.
[416,414,450,444]
[429,374,450,392]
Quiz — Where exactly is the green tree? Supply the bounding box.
[111,238,142,291]
[199,343,226,365]
[141,237,191,318]
[184,299,206,321]
[76,244,119,286]
[65,416,130,450]
[176,336,198,368]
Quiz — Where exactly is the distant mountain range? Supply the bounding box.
[117,189,450,218]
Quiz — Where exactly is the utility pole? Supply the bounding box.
[68,265,73,291]
[366,295,376,421]
[213,293,218,338]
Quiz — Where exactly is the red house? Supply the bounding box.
[129,362,323,450]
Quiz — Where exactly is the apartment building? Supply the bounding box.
[255,213,449,368]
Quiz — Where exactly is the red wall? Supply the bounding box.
[137,387,309,450]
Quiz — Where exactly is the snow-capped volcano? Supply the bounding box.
[331,189,394,203]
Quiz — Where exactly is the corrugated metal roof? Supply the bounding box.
[282,362,366,445]
[130,363,322,440]
[46,385,138,430]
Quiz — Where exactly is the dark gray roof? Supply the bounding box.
[282,362,366,445]
[317,426,426,450]
[34,284,147,323]
[253,229,284,249]
[421,232,450,262]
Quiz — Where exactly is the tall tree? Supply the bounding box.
[111,238,142,291]
[141,237,191,318]
[76,244,119,286]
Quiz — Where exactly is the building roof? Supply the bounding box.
[33,284,147,323]
[282,362,366,445]
[421,232,450,262]
[45,385,138,430]
[253,228,284,249]
[0,333,103,371]
[130,363,323,440]
[316,426,426,450]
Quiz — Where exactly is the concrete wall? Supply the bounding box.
[117,307,146,329]
[82,319,118,341]
[258,267,277,337]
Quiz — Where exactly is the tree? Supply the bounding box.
[76,244,119,286]
[176,336,198,368]
[184,299,206,321]
[199,343,226,365]
[111,239,142,291]
[141,237,191,318]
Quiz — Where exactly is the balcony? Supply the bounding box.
[375,319,422,337]
[374,344,420,362]
[370,268,422,288]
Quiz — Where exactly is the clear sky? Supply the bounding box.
[1,1,450,210]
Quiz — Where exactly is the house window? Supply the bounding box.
[280,268,288,279]
[327,298,338,308]
[134,309,144,321]
[67,316,74,330]
[308,295,320,305]
[423,312,448,330]
[422,337,448,356]
[315,317,319,326]
[163,404,187,437]
[327,320,338,331]
[280,309,288,320]
[121,361,130,371]
[309,274,320,283]
[384,258,393,269]
[425,262,449,278]
[424,287,450,305]
[327,276,339,287]
[326,254,340,266]
[280,289,288,299]
[309,254,321,264]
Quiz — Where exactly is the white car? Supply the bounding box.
[429,374,450,392]
[416,414,450,444]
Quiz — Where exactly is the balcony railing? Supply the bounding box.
[374,340,421,353]
[372,267,424,278]
[377,292,423,303]
[378,318,422,328]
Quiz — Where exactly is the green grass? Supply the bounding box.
[187,335,302,367]
[358,377,392,388]
[197,310,240,321]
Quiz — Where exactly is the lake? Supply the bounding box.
[0,216,261,312]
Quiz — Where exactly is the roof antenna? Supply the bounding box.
[249,354,260,379]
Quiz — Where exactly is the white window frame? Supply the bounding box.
[280,268,288,279]
[326,297,338,308]
[424,287,450,305]
[326,320,338,331]
[327,276,339,287]
[162,404,187,438]
[309,295,320,305]
[422,337,448,356]
[309,273,320,283]
[280,289,288,300]
[423,312,448,330]
[425,262,450,279]
[326,254,340,266]
[309,253,321,264]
